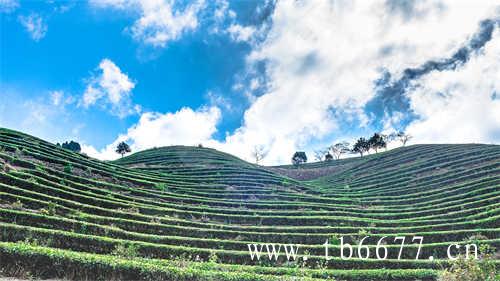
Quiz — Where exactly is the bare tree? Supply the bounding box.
[252,145,268,164]
[381,133,394,151]
[396,131,412,146]
[314,150,323,162]
[314,149,329,161]
[330,142,350,159]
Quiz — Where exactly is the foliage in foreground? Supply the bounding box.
[439,245,498,281]
[0,242,442,281]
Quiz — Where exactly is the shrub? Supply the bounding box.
[329,234,341,246]
[2,163,12,173]
[112,243,139,258]
[439,245,497,281]
[10,200,23,210]
[119,207,139,214]
[155,183,166,191]
[63,163,72,174]
[208,252,218,263]
[40,202,57,216]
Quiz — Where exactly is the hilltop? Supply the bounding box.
[0,127,498,281]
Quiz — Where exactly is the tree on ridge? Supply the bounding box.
[396,131,412,146]
[116,142,131,158]
[352,138,369,157]
[330,142,350,159]
[368,133,386,153]
[292,151,307,166]
[58,141,81,153]
[252,145,268,164]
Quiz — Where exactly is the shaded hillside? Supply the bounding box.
[0,128,498,281]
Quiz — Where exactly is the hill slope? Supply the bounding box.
[0,127,498,281]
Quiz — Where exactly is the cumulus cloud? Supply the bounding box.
[367,17,498,127]
[91,0,206,48]
[49,90,75,107]
[82,106,221,160]
[0,88,82,144]
[227,24,256,42]
[208,0,237,34]
[206,91,232,111]
[405,28,500,144]
[0,0,18,13]
[87,1,500,164]
[18,13,47,41]
[213,0,235,22]
[219,0,500,163]
[50,91,64,106]
[81,58,138,118]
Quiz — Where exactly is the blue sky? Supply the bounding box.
[1,0,499,164]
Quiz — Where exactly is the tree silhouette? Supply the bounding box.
[352,138,369,157]
[324,153,334,161]
[368,133,386,153]
[116,142,131,158]
[397,131,412,146]
[59,141,81,153]
[292,151,307,166]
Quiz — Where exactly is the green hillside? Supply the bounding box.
[0,127,498,280]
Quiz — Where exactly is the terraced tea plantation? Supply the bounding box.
[0,127,498,280]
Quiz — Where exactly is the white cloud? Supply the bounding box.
[249,78,260,90]
[0,0,18,13]
[220,0,500,164]
[50,90,64,106]
[213,0,234,23]
[208,0,238,35]
[91,0,206,48]
[81,58,137,118]
[227,24,256,42]
[98,59,135,104]
[213,0,228,21]
[82,86,103,107]
[90,0,127,9]
[0,88,83,144]
[405,29,500,144]
[86,1,500,165]
[206,91,232,111]
[18,13,48,41]
[82,106,221,160]
[50,90,75,107]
